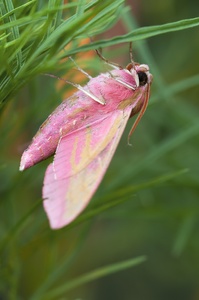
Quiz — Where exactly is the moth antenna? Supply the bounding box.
[68,56,92,79]
[128,84,150,144]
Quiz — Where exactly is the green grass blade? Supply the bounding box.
[172,216,196,256]
[30,224,92,300]
[43,256,146,299]
[66,16,199,54]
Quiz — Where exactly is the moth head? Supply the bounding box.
[126,63,153,88]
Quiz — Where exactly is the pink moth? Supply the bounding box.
[20,45,153,229]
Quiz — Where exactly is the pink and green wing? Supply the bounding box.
[43,107,132,229]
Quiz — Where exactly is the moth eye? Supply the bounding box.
[137,71,148,86]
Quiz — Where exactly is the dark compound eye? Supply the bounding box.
[138,71,148,86]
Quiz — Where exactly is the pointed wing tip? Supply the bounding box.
[19,151,31,171]
[19,152,26,171]
[19,158,28,171]
[19,163,25,171]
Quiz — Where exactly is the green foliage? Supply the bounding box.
[0,0,199,299]
[0,0,124,107]
[42,256,147,299]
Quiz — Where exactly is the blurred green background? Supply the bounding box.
[0,0,199,299]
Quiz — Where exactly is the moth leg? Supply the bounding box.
[129,42,135,66]
[105,71,137,90]
[88,36,122,69]
[129,42,139,68]
[44,73,106,105]
[91,39,136,89]
[95,48,123,70]
[69,56,92,79]
[113,77,137,90]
